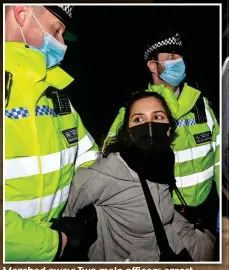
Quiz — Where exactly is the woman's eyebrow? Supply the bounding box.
[153,110,166,114]
[131,113,144,118]
[131,111,166,118]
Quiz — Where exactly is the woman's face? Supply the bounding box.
[128,96,169,128]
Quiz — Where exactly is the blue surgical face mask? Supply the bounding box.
[18,8,67,69]
[155,58,186,86]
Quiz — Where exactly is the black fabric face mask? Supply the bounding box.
[128,122,171,152]
[120,122,175,185]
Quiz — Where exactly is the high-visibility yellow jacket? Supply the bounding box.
[5,42,99,262]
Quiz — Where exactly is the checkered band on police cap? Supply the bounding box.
[144,33,183,62]
[57,5,73,18]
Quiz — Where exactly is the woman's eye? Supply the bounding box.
[154,115,164,120]
[133,117,144,123]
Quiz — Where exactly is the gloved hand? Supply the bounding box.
[51,204,98,261]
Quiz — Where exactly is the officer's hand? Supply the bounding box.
[60,232,68,257]
[51,204,98,261]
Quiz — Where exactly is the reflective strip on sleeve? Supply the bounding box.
[5,133,96,179]
[215,161,220,167]
[204,98,215,132]
[174,143,213,163]
[5,156,40,180]
[5,185,70,218]
[212,134,220,151]
[5,146,78,180]
[77,132,94,156]
[41,146,77,174]
[75,150,98,168]
[175,165,214,188]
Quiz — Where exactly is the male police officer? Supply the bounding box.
[5,5,98,261]
[106,31,220,235]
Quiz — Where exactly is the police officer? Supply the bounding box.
[5,5,98,261]
[105,30,220,235]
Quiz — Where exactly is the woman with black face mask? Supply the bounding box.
[61,92,215,262]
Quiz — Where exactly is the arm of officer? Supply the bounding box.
[72,109,99,170]
[102,107,126,150]
[5,210,62,261]
[204,98,220,194]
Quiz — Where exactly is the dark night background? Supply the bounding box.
[61,5,220,145]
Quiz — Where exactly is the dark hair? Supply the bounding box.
[148,53,159,62]
[145,53,159,81]
[102,91,177,158]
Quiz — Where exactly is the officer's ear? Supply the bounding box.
[13,6,31,27]
[147,59,157,74]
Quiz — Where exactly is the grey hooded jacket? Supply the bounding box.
[63,152,215,261]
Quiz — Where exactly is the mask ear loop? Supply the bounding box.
[18,24,28,45]
[29,7,45,34]
[18,7,45,46]
[150,59,163,77]
[29,6,67,51]
[153,60,164,64]
[148,54,164,78]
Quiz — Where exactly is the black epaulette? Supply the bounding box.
[192,94,207,124]
[5,71,13,107]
